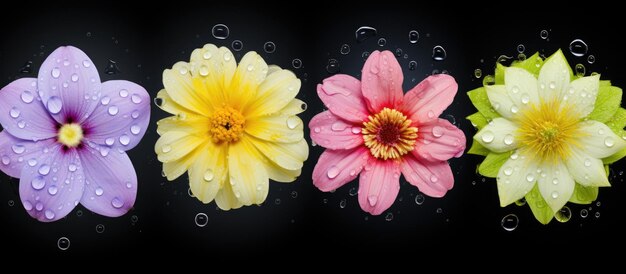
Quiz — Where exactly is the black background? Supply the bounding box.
[1,5,625,256]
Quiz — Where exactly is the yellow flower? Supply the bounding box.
[155,44,308,210]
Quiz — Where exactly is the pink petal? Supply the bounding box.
[38,46,102,124]
[309,111,363,150]
[82,80,150,151]
[316,74,369,123]
[401,154,454,198]
[402,74,457,124]
[312,147,370,192]
[0,78,57,140]
[411,118,466,162]
[78,144,137,217]
[358,159,401,215]
[0,130,56,178]
[360,51,404,113]
[19,145,84,222]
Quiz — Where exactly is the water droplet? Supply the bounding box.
[523,173,535,183]
[111,197,124,209]
[1,156,10,166]
[376,38,387,47]
[580,209,588,218]
[195,213,208,227]
[51,67,61,78]
[211,24,229,39]
[31,176,45,190]
[119,135,130,146]
[108,106,119,116]
[604,137,615,147]
[504,167,513,176]
[274,198,281,205]
[128,125,141,135]
[474,69,482,78]
[327,166,340,179]
[587,55,596,64]
[203,169,214,182]
[326,59,340,74]
[432,46,446,61]
[126,182,133,189]
[569,39,588,57]
[104,60,120,75]
[38,164,50,175]
[331,122,347,132]
[385,212,394,221]
[595,211,601,218]
[96,224,105,233]
[414,194,425,205]
[596,201,601,207]
[46,184,58,195]
[286,116,300,129]
[349,187,358,196]
[481,130,494,143]
[230,40,243,52]
[11,144,25,154]
[292,58,302,69]
[162,145,172,153]
[339,199,347,209]
[510,105,519,114]
[95,187,104,196]
[408,30,419,43]
[427,110,435,118]
[432,126,444,138]
[263,42,276,53]
[118,89,129,98]
[104,137,115,146]
[46,96,63,114]
[21,90,34,103]
[517,44,525,53]
[503,134,514,145]
[575,63,586,77]
[553,206,572,223]
[501,214,519,231]
[584,158,592,167]
[313,127,321,133]
[100,96,111,105]
[8,107,21,119]
[430,175,438,183]
[57,237,70,250]
[551,191,559,199]
[23,200,33,211]
[340,44,350,55]
[355,26,377,42]
[408,60,417,71]
[540,30,549,39]
[351,127,361,134]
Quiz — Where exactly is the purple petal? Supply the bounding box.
[83,80,150,151]
[0,130,56,178]
[19,145,84,222]
[38,46,102,124]
[78,144,137,217]
[0,78,57,140]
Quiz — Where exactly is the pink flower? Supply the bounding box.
[310,50,466,215]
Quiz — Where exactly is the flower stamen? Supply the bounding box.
[362,108,418,160]
[57,123,83,148]
[208,106,245,143]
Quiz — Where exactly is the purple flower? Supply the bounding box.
[0,46,150,222]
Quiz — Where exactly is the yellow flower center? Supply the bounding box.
[57,123,83,148]
[362,107,418,160]
[208,106,245,143]
[517,100,584,163]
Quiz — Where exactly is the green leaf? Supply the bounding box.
[588,86,622,123]
[605,108,626,135]
[478,151,513,178]
[511,52,544,76]
[568,184,599,204]
[466,112,488,130]
[467,87,500,120]
[468,141,490,156]
[495,63,505,85]
[603,143,626,164]
[525,185,554,225]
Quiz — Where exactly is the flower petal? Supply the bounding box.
[244,69,300,118]
[163,61,211,116]
[402,74,457,124]
[228,138,269,205]
[0,78,57,140]
[312,147,369,192]
[360,51,403,112]
[238,136,301,183]
[537,160,575,213]
[401,154,454,198]
[188,141,227,204]
[155,89,191,116]
[412,118,466,162]
[485,85,517,119]
[504,67,540,109]
[38,46,102,124]
[189,45,236,113]
[309,111,363,150]
[496,150,539,207]
[358,159,401,215]
[276,99,307,116]
[565,147,610,187]
[78,144,137,217]
[156,115,209,136]
[577,120,626,158]
[245,114,303,143]
[228,51,268,109]
[0,131,57,178]
[537,50,571,101]
[83,80,150,151]
[474,117,519,153]
[248,136,308,170]
[155,131,205,163]
[19,145,84,222]
[564,75,600,119]
[215,177,243,210]
[162,146,203,181]
[316,74,369,123]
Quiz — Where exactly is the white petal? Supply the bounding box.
[538,50,571,101]
[505,67,540,109]
[486,85,518,119]
[496,150,539,206]
[562,75,600,119]
[577,120,626,158]
[565,147,610,187]
[474,118,519,153]
[537,160,575,213]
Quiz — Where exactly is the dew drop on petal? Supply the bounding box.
[119,135,130,146]
[95,187,104,196]
[51,67,61,78]
[555,206,571,223]
[46,96,63,114]
[21,90,34,103]
[101,96,111,105]
[203,169,214,182]
[481,131,494,143]
[119,89,129,98]
[48,185,58,195]
[604,137,615,147]
[162,145,172,153]
[31,176,45,190]
[327,166,340,179]
[286,116,300,129]
[131,125,141,135]
[504,134,514,145]
[108,106,119,116]
[111,197,124,209]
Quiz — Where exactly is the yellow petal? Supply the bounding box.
[188,140,228,204]
[267,65,282,75]
[245,114,303,143]
[162,144,205,181]
[163,62,211,116]
[215,176,243,210]
[189,44,236,112]
[156,89,193,116]
[155,131,205,163]
[228,137,269,205]
[156,115,209,136]
[240,134,302,183]
[248,136,308,170]
[228,52,268,109]
[245,69,301,117]
[277,99,307,116]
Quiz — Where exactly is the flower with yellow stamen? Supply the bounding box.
[155,44,308,210]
